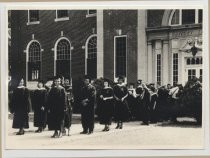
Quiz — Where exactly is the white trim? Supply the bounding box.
[27,10,40,25]
[55,10,69,22]
[169,9,201,26]
[53,37,71,79]
[85,34,97,75]
[114,35,127,83]
[25,40,42,83]
[86,10,96,18]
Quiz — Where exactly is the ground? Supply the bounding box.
[6,115,203,149]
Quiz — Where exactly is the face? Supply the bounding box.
[104,81,109,87]
[130,85,134,89]
[64,79,70,85]
[118,79,123,84]
[84,79,90,86]
[19,79,24,87]
[37,82,43,88]
[167,84,171,89]
[54,78,61,87]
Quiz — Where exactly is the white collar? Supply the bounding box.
[17,86,25,88]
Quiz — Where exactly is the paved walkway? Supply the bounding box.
[5,117,203,149]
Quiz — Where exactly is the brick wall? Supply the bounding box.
[11,10,96,85]
[103,10,138,84]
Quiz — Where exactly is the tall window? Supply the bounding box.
[56,39,71,78]
[57,10,68,18]
[156,54,161,86]
[29,10,39,22]
[86,35,97,79]
[188,69,196,81]
[115,36,127,78]
[28,41,41,81]
[173,53,178,86]
[169,9,203,25]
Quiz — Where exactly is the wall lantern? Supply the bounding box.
[180,37,202,57]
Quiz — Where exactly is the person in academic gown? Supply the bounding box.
[98,79,114,131]
[11,78,31,135]
[127,83,137,120]
[113,76,129,129]
[33,80,47,133]
[47,76,66,138]
[80,76,96,134]
[149,85,158,123]
[63,78,73,136]
[136,83,151,125]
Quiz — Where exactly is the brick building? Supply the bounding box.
[10,9,203,89]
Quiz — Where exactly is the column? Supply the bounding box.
[137,10,147,81]
[162,40,169,85]
[147,41,152,83]
[97,10,104,78]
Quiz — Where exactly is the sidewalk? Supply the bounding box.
[5,117,203,150]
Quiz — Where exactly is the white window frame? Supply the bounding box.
[85,34,97,75]
[54,10,70,22]
[25,40,43,82]
[169,9,201,26]
[86,10,97,18]
[53,37,71,79]
[27,10,40,25]
[114,35,127,83]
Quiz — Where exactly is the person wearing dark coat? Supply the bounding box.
[80,76,96,134]
[33,80,47,133]
[113,76,129,129]
[98,79,114,132]
[127,83,137,120]
[63,78,73,136]
[149,86,158,123]
[11,78,31,135]
[47,76,66,138]
[136,83,151,125]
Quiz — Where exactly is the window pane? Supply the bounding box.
[199,9,203,23]
[115,37,127,77]
[57,10,68,18]
[182,9,195,24]
[87,36,97,79]
[171,10,179,25]
[29,10,39,22]
[157,54,161,85]
[88,10,96,14]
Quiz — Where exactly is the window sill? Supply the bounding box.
[27,21,40,25]
[86,14,96,18]
[54,17,69,22]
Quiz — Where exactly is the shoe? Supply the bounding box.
[35,129,40,133]
[115,125,120,129]
[141,122,149,125]
[105,128,110,131]
[16,130,24,135]
[51,131,58,138]
[80,131,88,134]
[88,131,93,135]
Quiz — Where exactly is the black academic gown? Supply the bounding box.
[98,87,114,125]
[64,85,73,129]
[47,86,66,130]
[11,87,31,129]
[33,88,47,128]
[113,84,129,122]
[80,84,96,132]
[136,87,151,123]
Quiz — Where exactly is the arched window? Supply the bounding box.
[28,41,41,81]
[196,58,200,64]
[191,58,195,65]
[187,58,191,65]
[55,38,71,78]
[86,35,97,79]
[169,9,202,26]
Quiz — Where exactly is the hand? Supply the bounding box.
[41,106,45,111]
[121,98,124,102]
[100,95,103,99]
[103,98,107,101]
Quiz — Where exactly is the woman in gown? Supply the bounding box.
[33,80,47,133]
[98,79,114,131]
[113,76,129,129]
[11,78,31,135]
